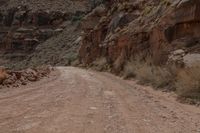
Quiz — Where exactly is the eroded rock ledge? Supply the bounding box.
[79,0,200,70]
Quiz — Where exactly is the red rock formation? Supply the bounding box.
[150,0,200,64]
[79,0,200,70]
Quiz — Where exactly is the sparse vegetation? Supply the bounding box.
[136,63,173,89]
[92,57,109,71]
[142,6,153,16]
[123,60,136,78]
[123,56,200,101]
[123,57,141,78]
[124,57,174,89]
[113,55,125,73]
[71,14,84,23]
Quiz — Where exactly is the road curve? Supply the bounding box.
[0,67,199,133]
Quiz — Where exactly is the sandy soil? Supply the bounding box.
[0,67,199,133]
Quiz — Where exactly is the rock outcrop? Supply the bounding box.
[0,6,68,52]
[0,66,52,88]
[0,0,200,70]
[79,0,200,71]
[0,0,92,69]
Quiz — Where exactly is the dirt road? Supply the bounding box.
[0,67,199,133]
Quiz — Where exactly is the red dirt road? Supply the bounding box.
[0,67,199,133]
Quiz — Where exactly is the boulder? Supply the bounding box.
[183,53,200,67]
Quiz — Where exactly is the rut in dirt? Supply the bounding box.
[0,67,199,133]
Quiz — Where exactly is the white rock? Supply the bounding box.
[183,54,200,67]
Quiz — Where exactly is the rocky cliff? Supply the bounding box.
[1,0,200,71]
[0,0,92,69]
[79,0,200,71]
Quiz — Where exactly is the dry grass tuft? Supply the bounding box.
[123,58,140,78]
[124,57,174,89]
[135,62,173,89]
[92,57,109,71]
[123,55,200,101]
[123,57,142,77]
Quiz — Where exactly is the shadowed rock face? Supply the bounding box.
[175,0,200,23]
[151,0,200,64]
[0,0,92,69]
[0,0,199,70]
[0,0,112,69]
[79,0,200,69]
[0,6,70,52]
[164,0,200,43]
[0,0,7,6]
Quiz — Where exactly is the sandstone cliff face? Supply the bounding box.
[1,0,200,70]
[79,0,200,70]
[0,6,70,67]
[0,6,67,52]
[150,0,200,65]
[0,0,92,68]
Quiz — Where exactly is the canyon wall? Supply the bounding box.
[0,0,91,68]
[79,0,200,70]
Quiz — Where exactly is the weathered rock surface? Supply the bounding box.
[0,0,200,70]
[0,66,52,88]
[0,6,69,52]
[79,0,200,70]
[0,0,95,69]
[0,0,90,13]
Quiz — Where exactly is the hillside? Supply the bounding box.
[0,0,93,69]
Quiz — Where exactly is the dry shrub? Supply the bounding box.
[113,54,125,72]
[176,65,200,100]
[124,57,174,89]
[124,55,200,101]
[123,57,141,78]
[136,62,173,89]
[92,57,108,71]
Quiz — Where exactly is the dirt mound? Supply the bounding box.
[0,66,52,88]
